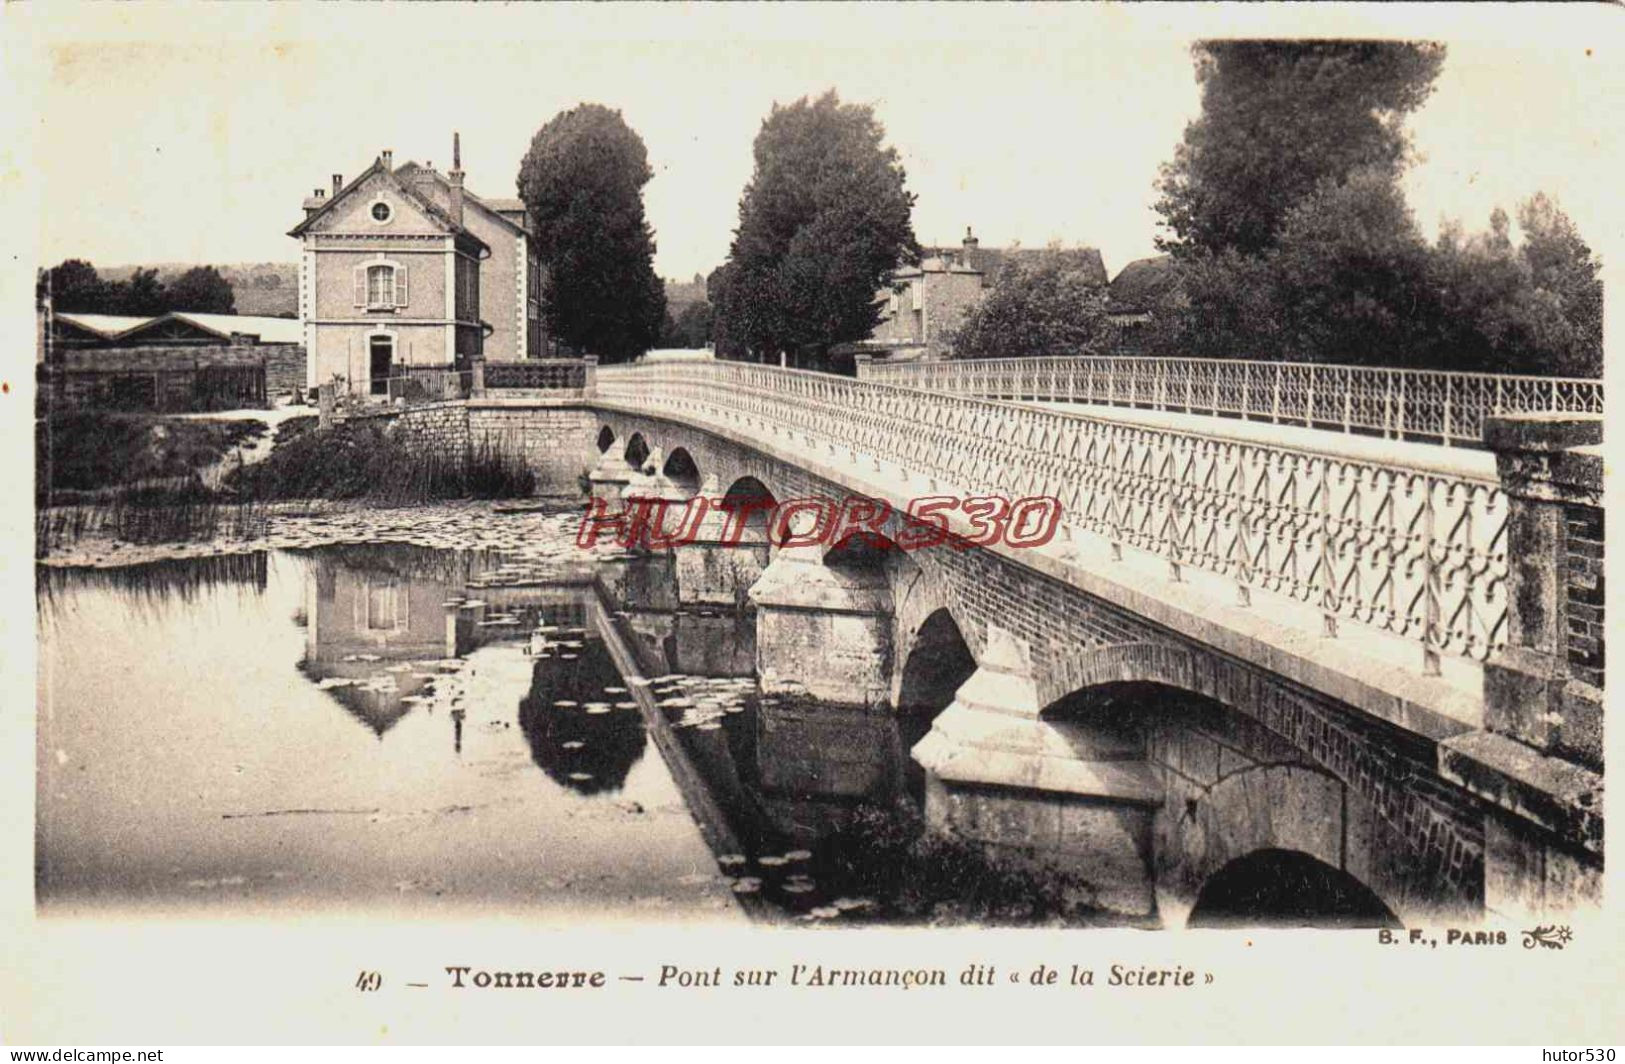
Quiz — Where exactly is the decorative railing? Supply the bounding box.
[598,361,1508,669]
[857,356,1603,450]
[484,358,590,392]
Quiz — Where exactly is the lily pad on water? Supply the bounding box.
[729,877,762,894]
[716,853,747,868]
[561,741,586,750]
[784,849,812,861]
[782,882,815,895]
[568,772,594,782]
[809,906,841,919]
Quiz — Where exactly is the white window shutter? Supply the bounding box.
[354,265,365,308]
[395,266,408,307]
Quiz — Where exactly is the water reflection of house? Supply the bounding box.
[302,553,461,736]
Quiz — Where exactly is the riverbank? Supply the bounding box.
[36,498,594,574]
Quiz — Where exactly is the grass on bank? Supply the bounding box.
[227,419,536,504]
[36,411,268,497]
[38,414,539,554]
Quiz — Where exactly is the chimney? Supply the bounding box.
[332,173,343,196]
[313,188,325,199]
[380,149,393,170]
[447,132,465,226]
[963,225,979,262]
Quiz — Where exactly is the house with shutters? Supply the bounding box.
[289,134,546,396]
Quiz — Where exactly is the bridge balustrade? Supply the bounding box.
[598,360,1510,671]
[857,356,1603,450]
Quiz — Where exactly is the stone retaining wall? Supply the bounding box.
[352,399,597,496]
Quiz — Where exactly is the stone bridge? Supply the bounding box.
[388,357,1605,926]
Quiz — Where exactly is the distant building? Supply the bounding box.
[289,134,547,397]
[1106,255,1181,353]
[39,310,305,412]
[864,228,1108,361]
[1107,254,1179,325]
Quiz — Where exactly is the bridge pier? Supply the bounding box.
[911,627,1163,917]
[673,477,770,610]
[747,542,894,706]
[586,447,635,507]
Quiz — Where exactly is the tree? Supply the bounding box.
[674,301,713,348]
[1518,193,1603,376]
[711,91,917,368]
[950,251,1112,359]
[1268,168,1436,366]
[114,267,169,316]
[517,103,666,362]
[1156,41,1445,258]
[166,265,237,314]
[1426,196,1603,377]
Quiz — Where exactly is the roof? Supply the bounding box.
[288,157,489,251]
[914,243,1110,286]
[1108,255,1181,313]
[52,313,152,339]
[392,163,531,236]
[53,312,301,345]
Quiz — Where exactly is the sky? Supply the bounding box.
[14,3,1620,284]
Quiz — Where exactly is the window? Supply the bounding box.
[354,260,407,310]
[367,266,393,307]
[362,578,406,631]
[370,200,392,223]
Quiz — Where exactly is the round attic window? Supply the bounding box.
[370,200,393,223]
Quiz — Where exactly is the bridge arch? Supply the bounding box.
[661,447,702,492]
[595,425,616,454]
[896,607,977,719]
[1187,848,1401,930]
[718,476,778,544]
[1041,642,1216,713]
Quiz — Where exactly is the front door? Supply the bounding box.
[369,337,393,396]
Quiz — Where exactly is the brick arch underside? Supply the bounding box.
[1043,641,1485,921]
[591,410,1487,920]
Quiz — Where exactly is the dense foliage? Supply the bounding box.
[659,300,714,349]
[517,104,666,363]
[710,91,917,369]
[1156,41,1445,258]
[36,412,266,497]
[41,261,237,315]
[951,251,1113,359]
[229,421,535,503]
[1143,41,1602,378]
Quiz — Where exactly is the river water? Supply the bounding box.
[37,536,1110,926]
